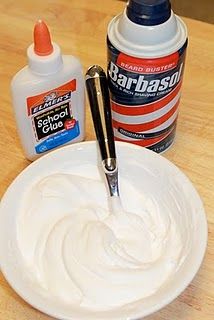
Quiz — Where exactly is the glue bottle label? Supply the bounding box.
[107,39,187,153]
[27,80,80,154]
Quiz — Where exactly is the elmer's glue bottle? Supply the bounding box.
[11,20,85,161]
[107,0,188,153]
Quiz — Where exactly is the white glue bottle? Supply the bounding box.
[11,20,85,161]
[107,0,188,153]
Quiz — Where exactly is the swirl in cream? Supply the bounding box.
[17,171,187,310]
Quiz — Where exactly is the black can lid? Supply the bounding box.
[126,0,171,26]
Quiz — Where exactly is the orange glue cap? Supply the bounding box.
[34,20,54,56]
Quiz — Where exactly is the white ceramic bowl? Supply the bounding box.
[0,141,207,320]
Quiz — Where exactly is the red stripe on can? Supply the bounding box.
[112,100,180,132]
[115,129,173,148]
[111,81,182,116]
[116,52,179,74]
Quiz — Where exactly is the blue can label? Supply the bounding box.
[107,38,187,153]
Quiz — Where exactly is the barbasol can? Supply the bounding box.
[107,0,188,153]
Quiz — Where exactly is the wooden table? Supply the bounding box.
[0,0,213,319]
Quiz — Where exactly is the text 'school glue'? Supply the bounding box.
[107,0,187,153]
[11,20,85,161]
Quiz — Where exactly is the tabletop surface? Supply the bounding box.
[0,0,213,319]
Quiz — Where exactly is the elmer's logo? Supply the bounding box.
[27,79,76,116]
[44,92,58,102]
[30,92,71,115]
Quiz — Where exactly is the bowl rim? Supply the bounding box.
[0,140,208,320]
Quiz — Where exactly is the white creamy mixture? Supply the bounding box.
[17,170,187,310]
